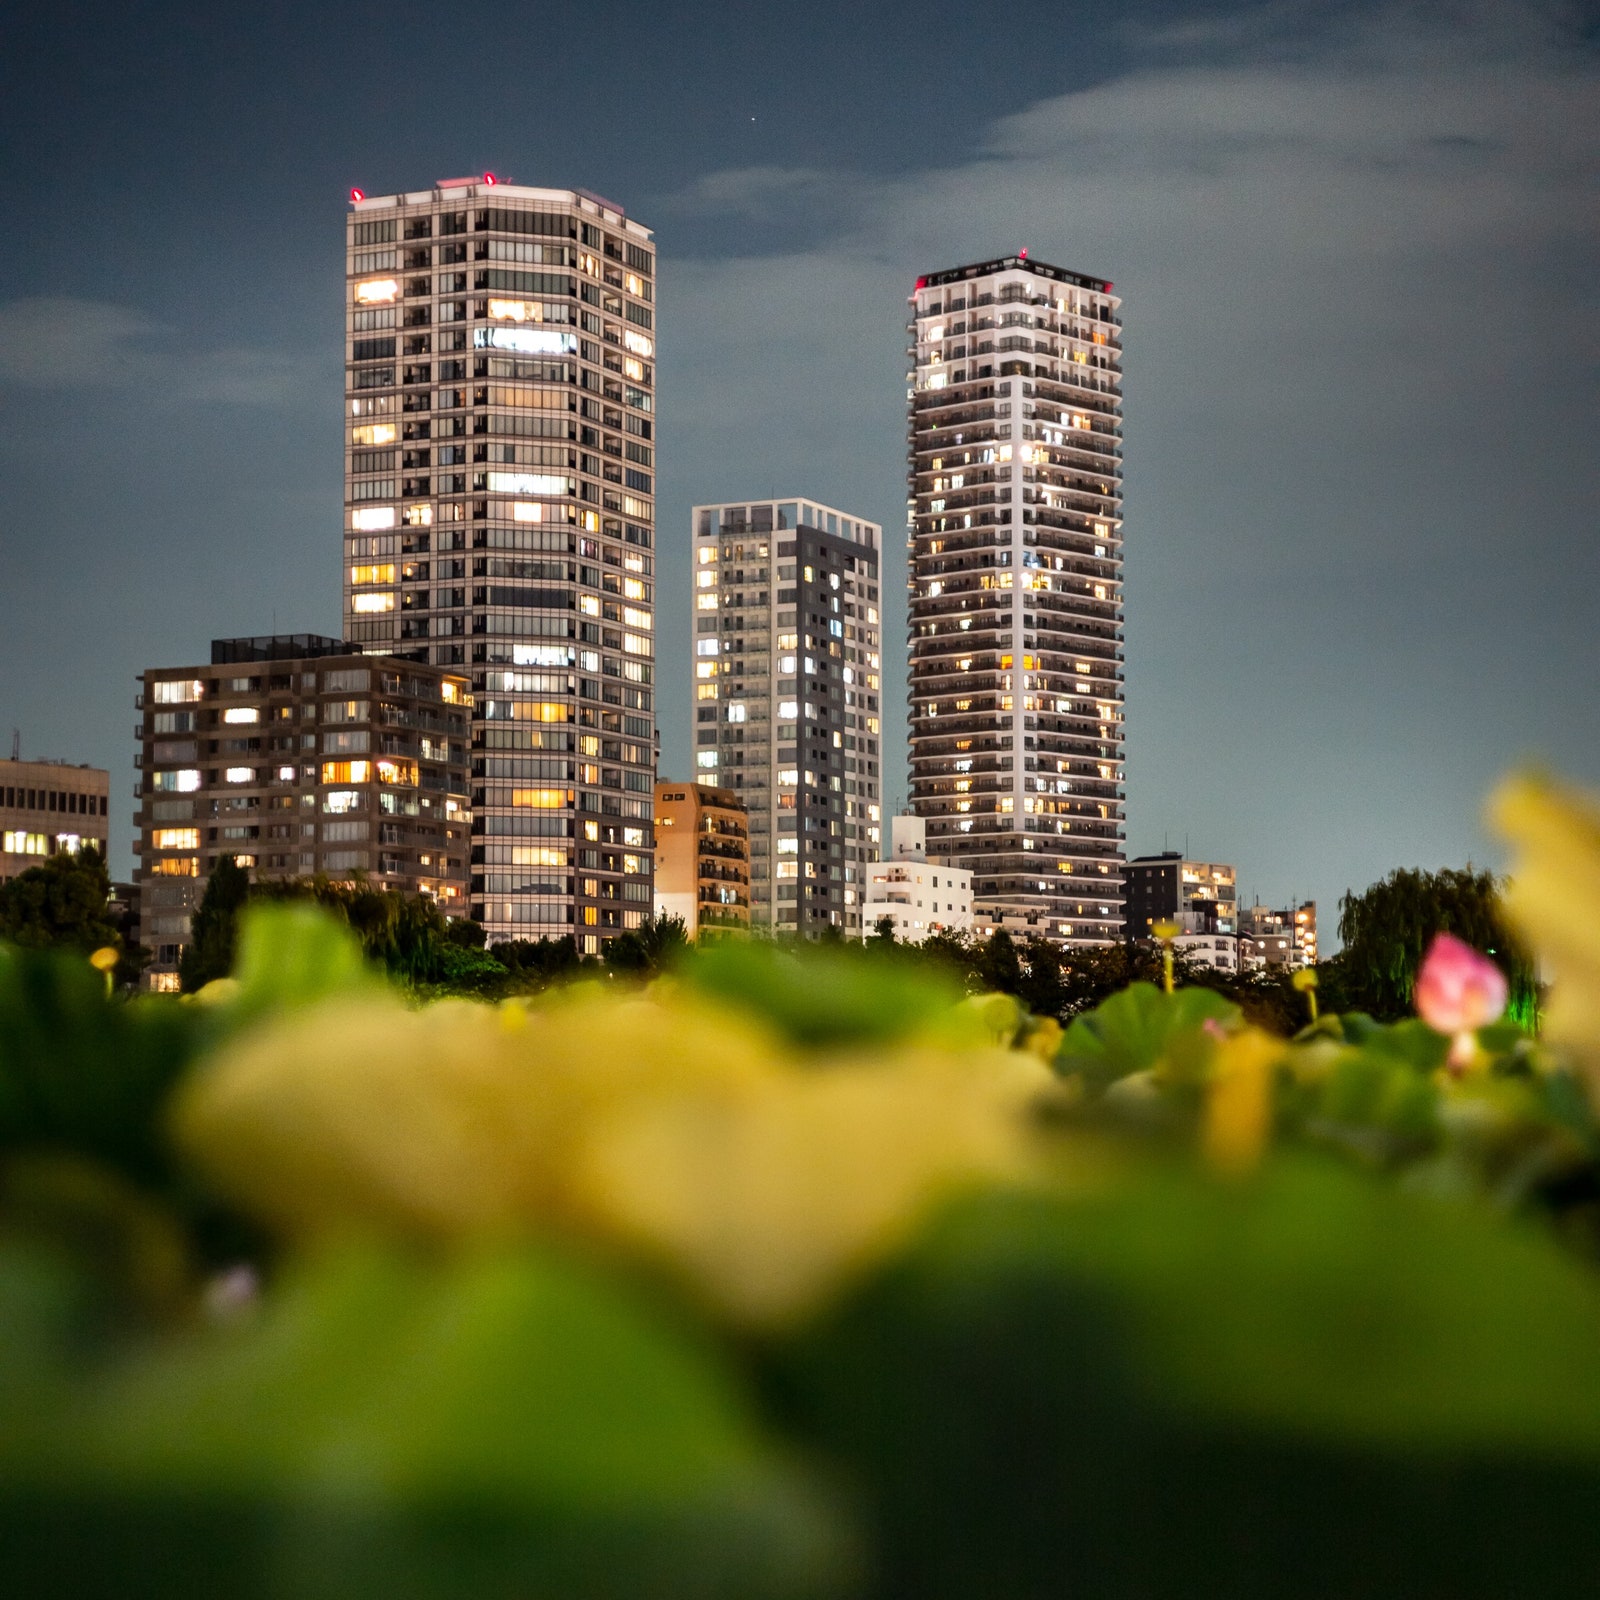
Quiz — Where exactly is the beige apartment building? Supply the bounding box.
[1,758,109,885]
[134,635,471,989]
[341,177,657,954]
[652,780,750,938]
[691,498,883,937]
[907,254,1125,946]
[1240,901,1318,970]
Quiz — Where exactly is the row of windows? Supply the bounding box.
[353,212,653,275]
[3,785,106,817]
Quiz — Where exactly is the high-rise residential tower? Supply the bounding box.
[343,178,658,953]
[691,498,882,937]
[906,255,1125,945]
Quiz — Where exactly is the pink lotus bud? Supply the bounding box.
[1415,932,1508,1035]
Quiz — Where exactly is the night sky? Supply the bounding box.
[3,0,1596,932]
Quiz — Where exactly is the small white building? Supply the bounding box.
[861,816,973,942]
[1175,932,1238,974]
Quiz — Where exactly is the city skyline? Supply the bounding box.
[3,0,1596,941]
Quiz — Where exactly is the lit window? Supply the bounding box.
[150,857,199,877]
[403,503,434,526]
[487,298,538,322]
[152,680,203,704]
[488,471,569,496]
[321,761,373,784]
[2,831,48,855]
[350,564,397,586]
[474,327,578,357]
[623,578,646,600]
[222,707,259,725]
[375,758,418,786]
[152,770,202,793]
[623,330,653,357]
[623,357,645,381]
[511,502,542,522]
[322,790,362,814]
[726,703,746,723]
[354,278,399,304]
[696,751,718,769]
[224,767,254,784]
[623,634,651,656]
[696,639,719,657]
[352,592,395,613]
[351,507,396,531]
[351,422,397,446]
[623,607,651,630]
[511,788,572,809]
[151,827,200,850]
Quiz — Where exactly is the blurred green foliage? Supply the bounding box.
[4,897,1600,1597]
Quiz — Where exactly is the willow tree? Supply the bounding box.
[1335,866,1537,1025]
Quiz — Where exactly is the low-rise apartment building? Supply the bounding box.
[135,635,472,988]
[653,780,749,938]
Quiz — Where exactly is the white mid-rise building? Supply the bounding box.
[861,815,972,941]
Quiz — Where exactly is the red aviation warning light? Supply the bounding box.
[483,172,497,186]
[1018,248,1028,261]
[350,187,365,202]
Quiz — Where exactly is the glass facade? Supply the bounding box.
[343,181,657,953]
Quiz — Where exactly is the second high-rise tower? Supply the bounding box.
[906,254,1125,944]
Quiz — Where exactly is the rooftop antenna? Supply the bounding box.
[9,729,17,761]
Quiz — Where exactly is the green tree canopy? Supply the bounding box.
[603,913,690,977]
[178,854,251,991]
[0,845,120,956]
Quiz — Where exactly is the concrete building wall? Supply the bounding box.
[1,759,110,886]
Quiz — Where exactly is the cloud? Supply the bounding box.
[651,0,1600,911]
[0,296,316,404]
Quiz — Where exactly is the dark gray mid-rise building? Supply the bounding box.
[1123,852,1238,941]
[691,498,882,936]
